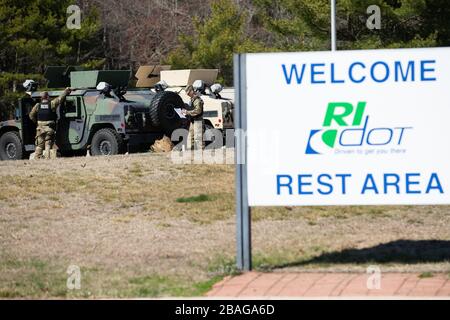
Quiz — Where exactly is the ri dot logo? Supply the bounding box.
[305,101,413,155]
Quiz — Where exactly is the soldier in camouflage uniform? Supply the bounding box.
[184,85,204,150]
[29,88,72,159]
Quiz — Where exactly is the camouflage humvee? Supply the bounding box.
[0,67,186,160]
[128,66,234,136]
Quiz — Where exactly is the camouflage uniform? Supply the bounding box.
[29,89,70,159]
[186,94,204,150]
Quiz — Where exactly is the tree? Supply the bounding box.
[0,0,102,119]
[251,0,449,51]
[252,0,331,51]
[84,0,211,70]
[336,0,439,49]
[166,0,264,85]
[0,0,102,74]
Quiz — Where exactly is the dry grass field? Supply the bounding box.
[0,152,449,298]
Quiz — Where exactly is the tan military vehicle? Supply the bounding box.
[131,66,234,135]
[161,69,234,133]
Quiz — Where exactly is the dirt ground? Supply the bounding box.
[0,152,449,298]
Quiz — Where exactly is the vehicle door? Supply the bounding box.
[57,96,86,147]
[19,97,37,146]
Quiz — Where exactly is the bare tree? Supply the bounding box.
[79,0,213,70]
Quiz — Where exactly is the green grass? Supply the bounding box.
[126,274,225,297]
[0,258,73,298]
[128,275,185,297]
[0,256,228,298]
[176,194,212,203]
[418,272,434,279]
[192,276,224,295]
[207,255,240,277]
[252,251,307,272]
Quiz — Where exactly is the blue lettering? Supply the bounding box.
[395,127,413,144]
[336,174,351,194]
[276,173,443,196]
[371,61,390,83]
[405,173,421,194]
[277,175,293,195]
[349,62,366,83]
[384,173,400,194]
[281,60,438,85]
[340,116,368,146]
[361,174,379,194]
[395,61,415,82]
[298,174,313,195]
[426,173,444,193]
[282,64,306,84]
[311,63,326,84]
[420,60,436,81]
[331,63,345,83]
[318,174,333,195]
[367,128,393,146]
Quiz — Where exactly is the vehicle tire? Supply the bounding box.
[0,131,23,161]
[204,123,214,132]
[90,128,123,156]
[204,122,215,147]
[149,91,184,136]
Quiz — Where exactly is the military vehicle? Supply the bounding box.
[127,66,234,135]
[0,67,186,160]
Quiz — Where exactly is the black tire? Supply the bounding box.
[204,122,214,132]
[203,123,225,147]
[0,131,23,161]
[204,122,214,146]
[149,91,184,135]
[90,128,123,156]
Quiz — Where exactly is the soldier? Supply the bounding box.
[29,87,72,159]
[184,85,204,150]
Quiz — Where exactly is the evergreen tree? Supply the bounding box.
[0,0,102,119]
[251,0,449,51]
[252,0,331,51]
[166,0,264,85]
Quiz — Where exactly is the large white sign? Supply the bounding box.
[244,47,450,206]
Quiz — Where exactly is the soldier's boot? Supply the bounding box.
[49,147,58,159]
[34,147,44,159]
[44,146,50,160]
[34,128,45,159]
[44,136,54,160]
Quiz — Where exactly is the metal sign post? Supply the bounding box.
[234,1,338,272]
[234,54,251,271]
[233,1,450,272]
[331,0,337,51]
